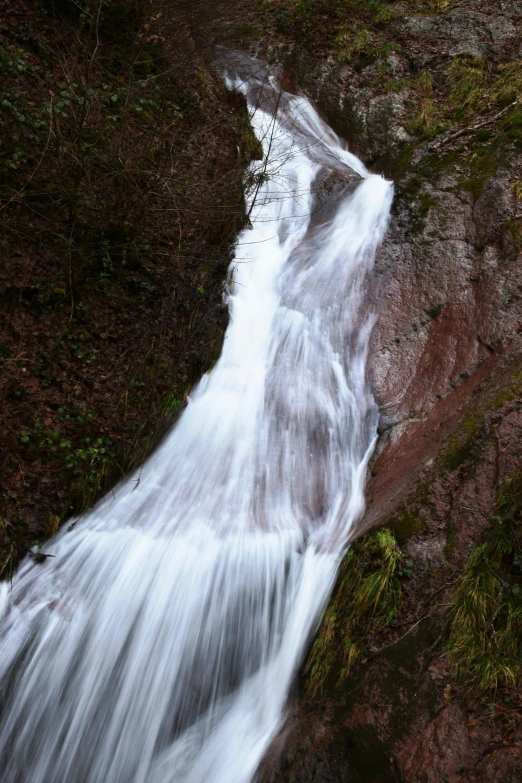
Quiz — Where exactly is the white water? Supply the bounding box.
[0,58,392,783]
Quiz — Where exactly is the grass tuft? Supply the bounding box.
[447,474,522,693]
[306,528,406,694]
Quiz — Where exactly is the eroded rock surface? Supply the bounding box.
[258,0,522,780]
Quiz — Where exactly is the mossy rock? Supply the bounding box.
[490,370,522,410]
[439,413,485,472]
[306,528,405,694]
[387,508,426,545]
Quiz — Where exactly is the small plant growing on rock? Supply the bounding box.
[447,475,522,693]
[306,528,405,694]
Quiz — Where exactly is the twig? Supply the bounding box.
[424,99,519,153]
[383,606,448,651]
[391,578,457,629]
[421,618,451,672]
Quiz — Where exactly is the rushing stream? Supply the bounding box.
[0,57,392,783]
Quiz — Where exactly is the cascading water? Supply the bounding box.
[0,57,393,783]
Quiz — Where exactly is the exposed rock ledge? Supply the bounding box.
[254,1,522,779]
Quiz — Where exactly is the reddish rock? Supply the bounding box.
[263,1,522,780]
[397,705,482,782]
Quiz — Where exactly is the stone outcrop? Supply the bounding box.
[257,1,522,780]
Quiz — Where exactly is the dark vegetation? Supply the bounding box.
[261,0,413,55]
[0,0,257,576]
[448,474,522,693]
[303,477,522,731]
[306,528,408,694]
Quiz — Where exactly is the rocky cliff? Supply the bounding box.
[252,1,522,780]
[1,1,521,778]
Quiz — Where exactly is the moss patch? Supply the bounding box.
[439,413,485,472]
[387,508,426,545]
[491,370,522,410]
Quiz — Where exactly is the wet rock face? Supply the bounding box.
[310,170,362,229]
[261,2,522,781]
[398,706,522,783]
[398,704,482,782]
[270,4,522,517]
[369,160,521,427]
[259,711,358,783]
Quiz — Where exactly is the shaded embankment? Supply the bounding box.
[0,0,257,571]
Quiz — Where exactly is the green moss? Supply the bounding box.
[397,171,436,224]
[505,218,522,253]
[389,145,415,181]
[412,481,430,505]
[447,474,522,692]
[439,413,484,472]
[460,146,499,197]
[460,178,483,198]
[491,371,522,409]
[493,389,516,409]
[401,172,424,197]
[228,24,261,40]
[387,508,426,544]
[306,528,406,694]
[503,110,522,144]
[418,192,439,217]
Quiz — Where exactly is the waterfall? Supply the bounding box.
[0,56,393,783]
